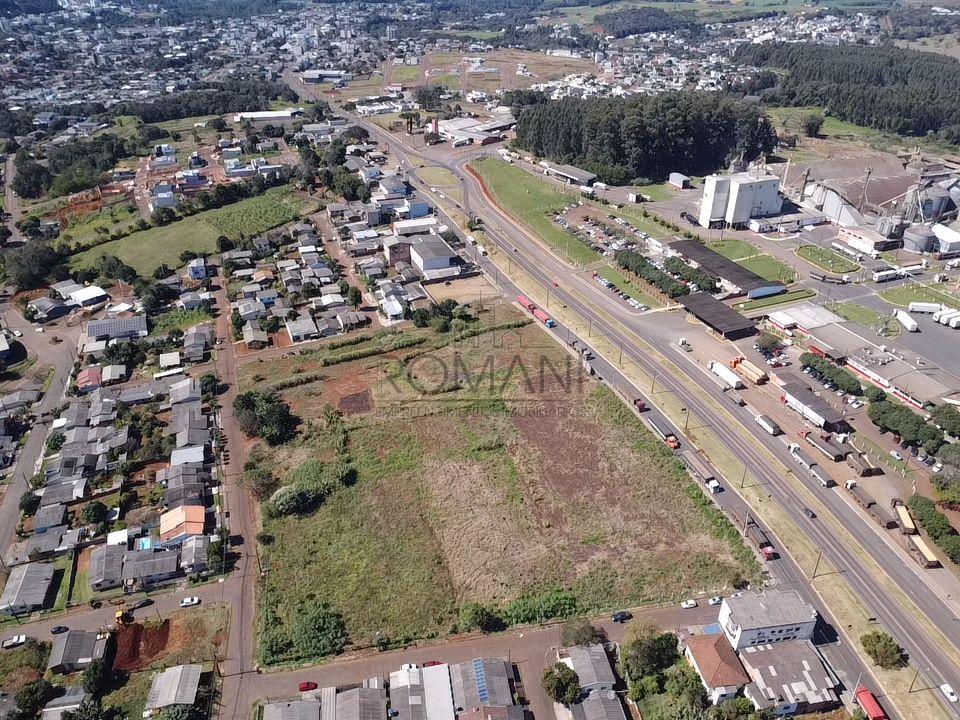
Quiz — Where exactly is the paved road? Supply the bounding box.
[348,119,960,717]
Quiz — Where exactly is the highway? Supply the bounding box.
[350,117,960,718]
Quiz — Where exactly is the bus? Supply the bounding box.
[910,535,940,568]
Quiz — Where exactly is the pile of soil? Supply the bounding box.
[113,620,171,671]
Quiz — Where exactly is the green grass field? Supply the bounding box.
[796,245,860,274]
[878,283,960,309]
[832,302,900,337]
[154,115,220,134]
[62,203,139,246]
[0,639,49,691]
[631,183,676,202]
[151,308,214,334]
[391,65,421,83]
[596,266,661,308]
[737,254,796,284]
[766,106,881,141]
[255,319,757,662]
[71,187,311,276]
[735,288,815,312]
[472,157,597,265]
[708,238,760,261]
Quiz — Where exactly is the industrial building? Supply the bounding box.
[779,378,848,433]
[679,293,756,340]
[698,172,782,229]
[670,240,786,298]
[539,162,597,187]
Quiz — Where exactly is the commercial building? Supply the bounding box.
[719,589,818,651]
[670,240,786,298]
[779,380,848,432]
[678,293,756,340]
[739,641,838,715]
[233,108,305,123]
[540,162,597,187]
[698,173,782,229]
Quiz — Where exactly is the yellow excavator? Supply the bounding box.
[115,609,133,625]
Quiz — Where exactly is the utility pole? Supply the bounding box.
[811,548,823,580]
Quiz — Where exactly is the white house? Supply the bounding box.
[719,590,817,651]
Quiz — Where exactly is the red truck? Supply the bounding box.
[516,294,536,312]
[854,686,888,720]
[531,308,557,328]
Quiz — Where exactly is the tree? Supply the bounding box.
[12,158,53,199]
[291,602,348,658]
[199,373,219,397]
[45,432,65,454]
[865,386,887,403]
[619,623,678,683]
[347,286,362,308]
[81,658,110,696]
[65,697,109,720]
[208,533,226,574]
[861,631,905,669]
[541,663,581,706]
[82,502,108,525]
[431,316,451,333]
[932,404,960,437]
[801,112,824,137]
[459,602,501,633]
[560,620,596,647]
[756,333,780,353]
[15,680,54,717]
[19,491,40,516]
[2,241,64,290]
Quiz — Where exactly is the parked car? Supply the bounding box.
[611,611,633,623]
[50,626,68,635]
[299,682,318,693]
[680,599,698,609]
[1,635,26,650]
[129,599,153,610]
[941,684,958,703]
[707,597,722,606]
[890,450,904,462]
[803,507,817,519]
[179,597,201,608]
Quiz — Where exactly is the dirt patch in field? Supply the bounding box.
[2,666,43,692]
[114,621,171,671]
[338,390,373,415]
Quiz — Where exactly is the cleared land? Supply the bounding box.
[71,187,312,275]
[251,315,757,662]
[471,157,597,265]
[796,245,860,274]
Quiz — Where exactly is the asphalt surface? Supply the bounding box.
[348,118,960,718]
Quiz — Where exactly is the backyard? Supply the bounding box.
[470,157,598,265]
[253,315,757,663]
[70,187,313,276]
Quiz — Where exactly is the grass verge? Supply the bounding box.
[734,289,815,312]
[796,245,860,274]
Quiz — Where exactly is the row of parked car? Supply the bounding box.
[592,273,649,311]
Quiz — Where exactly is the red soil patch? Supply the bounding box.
[338,390,372,415]
[113,621,171,671]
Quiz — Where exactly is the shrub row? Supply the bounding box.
[615,250,689,298]
[799,353,862,395]
[664,257,719,293]
[908,494,960,564]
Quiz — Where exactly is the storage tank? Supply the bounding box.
[902,224,936,254]
[919,186,951,221]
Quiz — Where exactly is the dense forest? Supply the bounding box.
[884,8,960,40]
[595,7,700,38]
[112,78,297,124]
[735,43,960,137]
[513,93,775,183]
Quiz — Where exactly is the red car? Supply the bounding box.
[299,682,318,692]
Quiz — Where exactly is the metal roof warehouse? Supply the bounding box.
[670,240,785,297]
[679,293,756,340]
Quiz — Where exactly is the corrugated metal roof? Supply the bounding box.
[146,664,202,709]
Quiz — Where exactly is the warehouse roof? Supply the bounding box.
[670,240,774,293]
[679,293,756,339]
[724,589,817,631]
[87,316,148,340]
[740,640,837,709]
[450,658,514,709]
[264,701,320,720]
[569,692,627,720]
[780,380,845,426]
[335,687,386,720]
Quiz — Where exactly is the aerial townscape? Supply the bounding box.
[4,1,960,720]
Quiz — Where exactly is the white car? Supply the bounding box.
[34,327,43,333]
[1,635,26,649]
[940,684,958,703]
[707,596,722,606]
[12,330,22,338]
[179,597,201,608]
[890,450,904,462]
[680,599,698,609]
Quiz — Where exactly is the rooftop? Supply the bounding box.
[723,589,817,631]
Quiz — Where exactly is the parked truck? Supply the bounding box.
[532,309,556,328]
[937,309,960,326]
[845,480,898,529]
[709,360,744,389]
[788,443,818,471]
[755,414,781,436]
[846,451,874,477]
[646,418,680,450]
[809,465,834,488]
[801,431,846,462]
[732,357,768,385]
[731,511,777,560]
[516,294,536,312]
[894,310,919,332]
[854,686,889,720]
[908,302,941,314]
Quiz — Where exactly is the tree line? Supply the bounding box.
[595,7,700,39]
[734,42,960,137]
[513,92,776,183]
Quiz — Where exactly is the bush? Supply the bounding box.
[233,391,297,445]
[81,502,108,525]
[799,353,862,395]
[615,250,688,297]
[619,623,678,684]
[290,602,348,658]
[502,589,579,625]
[459,602,502,633]
[663,257,718,293]
[267,458,351,517]
[861,630,905,669]
[865,386,887,403]
[560,620,596,647]
[541,663,581,706]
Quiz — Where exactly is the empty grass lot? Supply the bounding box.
[472,157,598,265]
[708,238,760,261]
[0,639,49,691]
[831,302,899,337]
[796,245,859,274]
[737,254,796,284]
[254,318,757,662]
[596,267,661,308]
[71,187,311,276]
